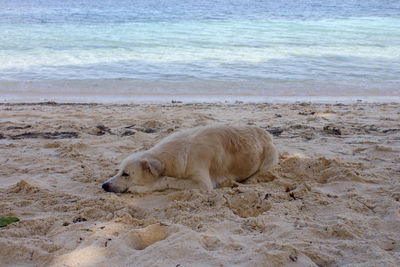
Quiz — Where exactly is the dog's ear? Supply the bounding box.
[141,159,164,177]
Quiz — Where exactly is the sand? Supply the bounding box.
[0,101,399,267]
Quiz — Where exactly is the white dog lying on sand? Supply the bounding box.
[102,125,278,193]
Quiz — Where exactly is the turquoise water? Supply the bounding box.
[1,0,400,101]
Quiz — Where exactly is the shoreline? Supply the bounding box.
[2,79,400,104]
[3,95,400,105]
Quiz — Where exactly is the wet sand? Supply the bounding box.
[0,102,399,266]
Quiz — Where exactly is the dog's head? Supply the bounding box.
[102,154,165,193]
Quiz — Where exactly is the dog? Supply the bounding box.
[102,125,278,193]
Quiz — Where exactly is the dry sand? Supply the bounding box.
[0,102,399,267]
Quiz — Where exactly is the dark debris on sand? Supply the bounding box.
[263,127,285,136]
[6,125,32,130]
[121,130,135,137]
[94,125,112,136]
[9,131,79,140]
[323,125,342,135]
[125,125,159,134]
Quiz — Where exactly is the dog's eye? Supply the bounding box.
[122,172,129,177]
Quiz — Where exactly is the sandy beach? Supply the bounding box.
[0,101,399,266]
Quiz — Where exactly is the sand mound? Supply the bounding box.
[277,153,373,184]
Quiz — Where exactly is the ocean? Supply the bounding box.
[1,0,399,103]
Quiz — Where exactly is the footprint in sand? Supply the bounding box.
[225,190,271,218]
[122,223,169,250]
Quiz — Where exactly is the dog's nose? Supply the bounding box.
[102,182,110,192]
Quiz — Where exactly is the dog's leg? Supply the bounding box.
[151,176,198,191]
[190,172,213,191]
[259,142,279,175]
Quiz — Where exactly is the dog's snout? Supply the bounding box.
[102,182,110,192]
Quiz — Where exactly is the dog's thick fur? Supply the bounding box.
[102,125,278,193]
